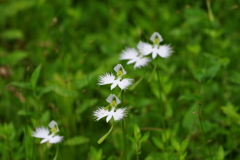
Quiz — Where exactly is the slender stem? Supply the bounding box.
[206,0,214,22]
[6,134,14,160]
[155,65,169,159]
[148,63,157,82]
[130,76,143,91]
[198,103,213,160]
[156,67,165,129]
[53,145,59,160]
[136,142,139,160]
[121,90,127,160]
[24,129,28,160]
[122,121,127,160]
[98,124,114,144]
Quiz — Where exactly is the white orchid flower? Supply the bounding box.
[98,64,133,90]
[32,120,63,144]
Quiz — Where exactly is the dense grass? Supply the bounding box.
[1,0,240,159]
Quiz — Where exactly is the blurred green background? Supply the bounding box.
[1,0,240,159]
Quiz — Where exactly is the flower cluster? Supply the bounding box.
[120,32,173,69]
[94,64,132,123]
[32,120,63,144]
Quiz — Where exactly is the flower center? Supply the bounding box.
[117,70,123,77]
[110,100,117,107]
[153,37,160,44]
[51,126,58,134]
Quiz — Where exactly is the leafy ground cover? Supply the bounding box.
[1,0,240,159]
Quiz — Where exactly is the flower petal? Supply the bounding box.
[157,44,172,58]
[120,48,138,62]
[152,46,159,59]
[106,94,121,105]
[117,78,133,90]
[106,110,114,122]
[112,108,127,121]
[150,32,163,42]
[134,57,151,69]
[93,107,108,121]
[48,120,59,132]
[40,136,50,144]
[114,64,126,75]
[111,79,119,90]
[137,41,153,56]
[98,73,115,85]
[49,135,64,143]
[32,127,50,138]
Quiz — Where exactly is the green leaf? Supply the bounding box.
[134,124,141,140]
[77,98,97,114]
[8,81,31,89]
[171,138,180,152]
[30,65,42,90]
[182,104,199,130]
[54,86,78,97]
[179,93,200,101]
[180,152,188,160]
[1,29,24,40]
[186,43,201,55]
[64,136,89,146]
[89,146,103,160]
[139,131,150,143]
[222,104,240,125]
[17,109,33,116]
[126,134,135,143]
[180,138,189,153]
[1,1,35,17]
[229,71,240,84]
[35,85,56,97]
[0,51,27,65]
[152,136,163,150]
[193,69,205,83]
[217,145,224,160]
[205,64,220,79]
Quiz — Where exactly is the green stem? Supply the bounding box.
[117,89,124,98]
[24,129,28,160]
[198,103,213,160]
[122,121,127,160]
[121,91,127,160]
[98,125,114,144]
[155,65,168,159]
[148,64,157,82]
[155,66,166,130]
[53,145,59,160]
[136,143,139,160]
[135,140,140,160]
[130,76,143,91]
[6,134,14,160]
[206,0,214,22]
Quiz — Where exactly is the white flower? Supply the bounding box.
[93,107,127,122]
[98,64,133,90]
[120,48,151,69]
[114,64,126,75]
[106,94,121,106]
[150,32,163,43]
[32,121,63,144]
[138,32,173,59]
[49,120,59,132]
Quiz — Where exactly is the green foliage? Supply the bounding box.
[127,124,150,157]
[88,146,104,160]
[1,0,240,159]
[217,145,225,160]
